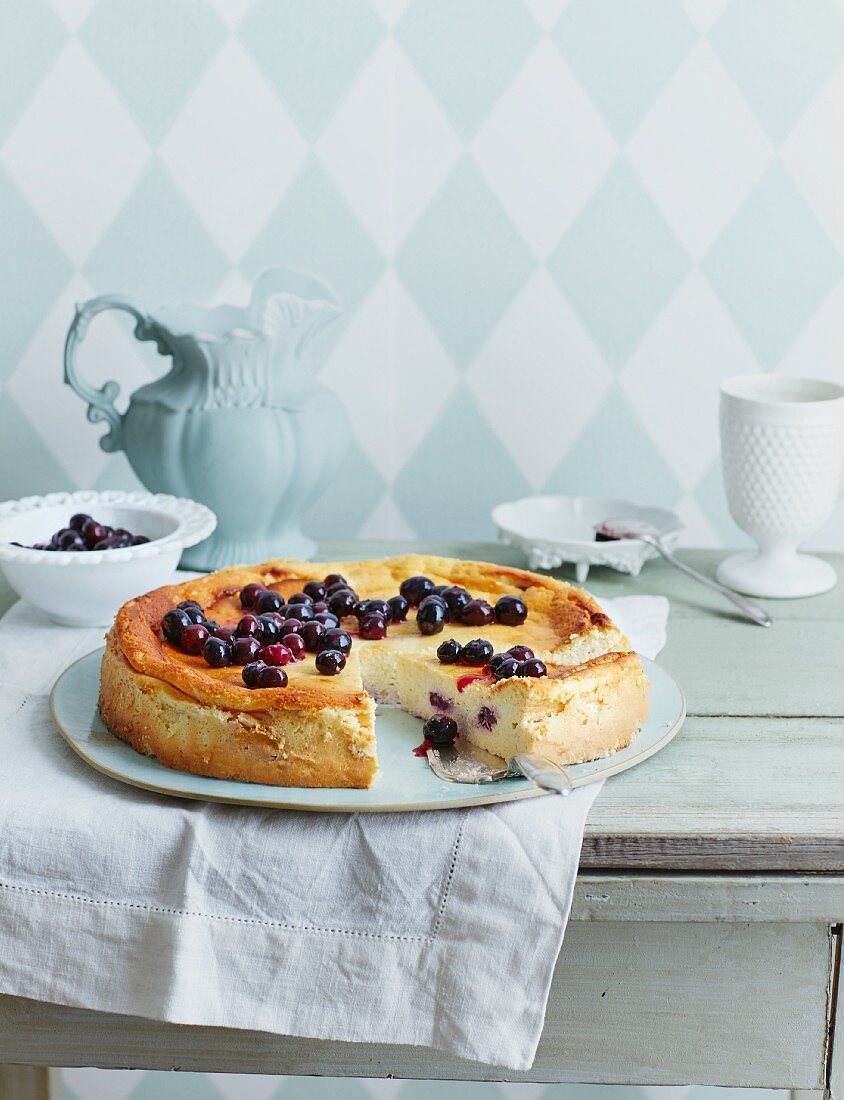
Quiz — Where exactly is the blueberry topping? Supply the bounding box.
[232,636,262,665]
[460,599,495,627]
[495,595,528,626]
[235,614,261,638]
[462,638,493,666]
[507,645,535,662]
[387,595,409,622]
[320,628,352,655]
[423,714,457,747]
[180,623,210,655]
[492,656,520,680]
[417,599,446,635]
[282,633,305,660]
[303,581,327,601]
[324,573,347,589]
[437,638,463,664]
[255,589,284,614]
[315,648,346,675]
[301,620,326,651]
[518,657,547,678]
[256,664,288,688]
[328,589,358,618]
[261,643,292,666]
[240,582,265,609]
[442,586,471,615]
[162,608,191,645]
[400,575,434,606]
[203,635,233,668]
[288,592,313,606]
[359,614,387,640]
[257,615,280,645]
[241,660,266,688]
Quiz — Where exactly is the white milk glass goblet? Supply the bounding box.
[718,375,844,598]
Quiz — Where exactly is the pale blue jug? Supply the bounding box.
[64,268,349,570]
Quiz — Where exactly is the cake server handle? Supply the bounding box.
[510,754,573,796]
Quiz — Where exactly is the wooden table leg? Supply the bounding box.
[0,1065,61,1100]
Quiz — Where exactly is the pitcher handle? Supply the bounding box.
[63,295,152,453]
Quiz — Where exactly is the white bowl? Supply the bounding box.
[0,490,216,626]
[492,495,683,582]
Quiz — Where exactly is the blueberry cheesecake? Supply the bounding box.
[99,555,648,788]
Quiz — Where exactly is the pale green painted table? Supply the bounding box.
[1,544,843,1099]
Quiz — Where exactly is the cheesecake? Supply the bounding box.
[99,554,648,789]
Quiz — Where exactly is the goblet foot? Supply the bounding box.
[717,549,837,598]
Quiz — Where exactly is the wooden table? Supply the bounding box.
[1,543,843,1100]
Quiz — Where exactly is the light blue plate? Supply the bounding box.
[50,650,685,812]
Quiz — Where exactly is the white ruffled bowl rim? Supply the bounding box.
[0,490,216,565]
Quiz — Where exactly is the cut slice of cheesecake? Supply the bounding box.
[392,650,649,765]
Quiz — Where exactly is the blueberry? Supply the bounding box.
[489,652,508,671]
[507,645,535,662]
[437,638,463,664]
[282,633,306,660]
[460,599,495,627]
[492,656,520,680]
[359,614,387,640]
[232,636,262,665]
[261,643,292,666]
[178,601,206,625]
[93,538,117,550]
[180,623,210,655]
[320,628,352,655]
[418,593,448,614]
[256,589,284,614]
[236,614,261,638]
[387,595,409,623]
[295,603,315,622]
[301,620,326,651]
[69,513,91,531]
[417,599,446,635]
[315,648,346,675]
[162,608,191,645]
[326,580,354,597]
[288,592,313,606]
[462,638,493,666]
[257,665,288,688]
[203,635,233,668]
[400,575,434,606]
[518,657,547,678]
[314,611,340,628]
[423,714,457,747]
[212,626,235,643]
[303,581,326,601]
[328,589,357,618]
[324,573,347,589]
[257,615,280,645]
[131,535,150,546]
[61,532,86,551]
[241,660,266,688]
[442,586,471,615]
[82,520,108,548]
[430,692,452,711]
[355,598,392,623]
[495,595,528,626]
[240,582,265,609]
[280,617,303,635]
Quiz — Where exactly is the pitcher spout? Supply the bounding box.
[250,267,341,358]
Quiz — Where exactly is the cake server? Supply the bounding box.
[599,517,772,628]
[427,742,572,795]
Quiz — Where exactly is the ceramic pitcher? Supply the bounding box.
[64,268,349,570]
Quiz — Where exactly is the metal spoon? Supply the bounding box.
[599,517,772,628]
[427,741,572,795]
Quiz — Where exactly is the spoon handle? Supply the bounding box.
[651,541,772,628]
[511,754,573,795]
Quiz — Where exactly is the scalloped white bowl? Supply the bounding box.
[0,491,216,626]
[493,495,683,583]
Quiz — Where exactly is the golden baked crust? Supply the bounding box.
[101,554,646,788]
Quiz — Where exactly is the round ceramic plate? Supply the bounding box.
[51,649,685,813]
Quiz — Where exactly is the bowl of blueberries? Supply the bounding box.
[0,490,216,626]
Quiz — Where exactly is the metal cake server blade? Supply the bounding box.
[427,741,572,796]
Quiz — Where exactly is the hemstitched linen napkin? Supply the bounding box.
[0,591,667,1070]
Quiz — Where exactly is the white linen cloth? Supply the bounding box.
[0,589,667,1070]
